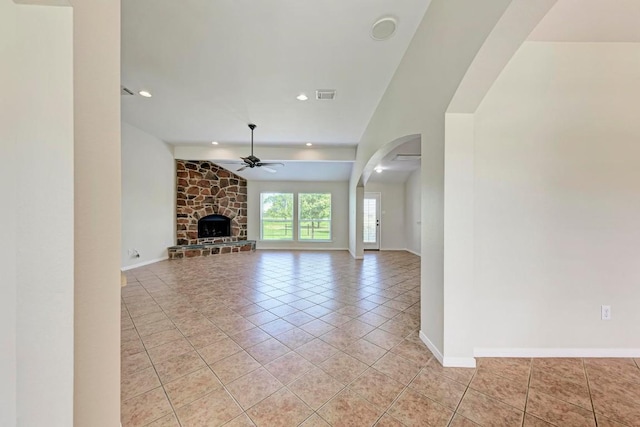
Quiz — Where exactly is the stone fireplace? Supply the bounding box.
[170,160,254,258]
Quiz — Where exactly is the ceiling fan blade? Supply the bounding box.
[216,161,243,165]
[258,162,284,167]
[237,166,247,172]
[261,166,277,173]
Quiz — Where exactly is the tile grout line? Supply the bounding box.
[142,271,186,427]
[520,358,533,427]
[122,281,183,427]
[583,358,599,427]
[447,364,478,427]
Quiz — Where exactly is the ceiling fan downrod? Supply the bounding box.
[248,123,256,156]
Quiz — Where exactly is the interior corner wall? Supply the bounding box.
[364,181,406,250]
[122,122,175,268]
[1,2,19,423]
[247,181,349,250]
[349,0,512,354]
[1,1,75,425]
[404,169,421,255]
[72,0,122,425]
[473,42,640,352]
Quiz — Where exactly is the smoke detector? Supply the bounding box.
[371,16,397,41]
[316,90,336,100]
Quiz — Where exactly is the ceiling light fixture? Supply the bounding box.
[139,90,152,98]
[371,16,397,41]
[211,141,219,145]
[306,143,313,147]
[296,94,308,101]
[375,167,383,173]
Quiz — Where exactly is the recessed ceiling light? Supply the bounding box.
[139,90,152,98]
[375,167,383,173]
[371,16,397,41]
[296,94,308,101]
[306,143,313,147]
[211,141,219,145]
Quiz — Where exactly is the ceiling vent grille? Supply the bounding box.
[121,86,135,96]
[316,90,336,100]
[393,154,421,161]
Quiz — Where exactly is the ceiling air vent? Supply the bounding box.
[316,90,336,100]
[393,154,421,161]
[121,86,135,96]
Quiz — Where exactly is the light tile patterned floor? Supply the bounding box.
[121,250,640,427]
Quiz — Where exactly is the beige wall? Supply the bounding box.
[404,169,421,255]
[0,3,18,423]
[349,0,513,355]
[71,0,122,425]
[472,42,640,354]
[122,122,175,269]
[1,1,75,425]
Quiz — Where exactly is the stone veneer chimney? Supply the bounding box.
[176,160,247,245]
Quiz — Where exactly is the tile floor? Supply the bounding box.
[121,250,640,427]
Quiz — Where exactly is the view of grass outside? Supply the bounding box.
[299,193,331,241]
[262,219,294,240]
[261,193,293,240]
[299,220,331,240]
[260,192,331,241]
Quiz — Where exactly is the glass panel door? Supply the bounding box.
[363,192,380,250]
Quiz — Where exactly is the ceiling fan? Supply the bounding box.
[230,124,284,173]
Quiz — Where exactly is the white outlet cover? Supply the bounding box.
[601,305,611,320]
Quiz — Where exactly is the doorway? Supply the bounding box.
[363,192,381,250]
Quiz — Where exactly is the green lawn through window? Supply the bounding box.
[262,219,293,240]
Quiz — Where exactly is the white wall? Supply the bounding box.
[349,0,513,355]
[248,181,349,250]
[473,43,640,353]
[404,169,421,255]
[1,1,75,425]
[71,0,122,424]
[122,122,175,268]
[364,182,406,250]
[0,2,18,423]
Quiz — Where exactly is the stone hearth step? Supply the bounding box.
[168,240,256,259]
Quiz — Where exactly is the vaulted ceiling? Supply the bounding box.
[121,0,431,147]
[121,0,640,182]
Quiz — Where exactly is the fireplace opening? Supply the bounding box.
[198,214,231,238]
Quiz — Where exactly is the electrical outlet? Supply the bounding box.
[601,305,611,320]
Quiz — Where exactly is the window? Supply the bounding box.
[260,192,294,240]
[299,193,331,241]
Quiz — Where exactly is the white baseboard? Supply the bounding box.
[348,248,364,260]
[474,348,640,358]
[419,330,444,365]
[121,256,168,271]
[443,356,476,368]
[419,331,476,368]
[404,248,421,257]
